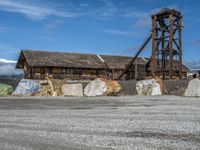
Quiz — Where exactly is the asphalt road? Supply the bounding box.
[0,96,200,150]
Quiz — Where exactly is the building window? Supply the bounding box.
[62,68,66,74]
[96,70,99,76]
[79,69,83,76]
[70,68,73,77]
[35,68,40,73]
[53,68,62,74]
[83,69,90,75]
[40,68,45,74]
[48,68,52,74]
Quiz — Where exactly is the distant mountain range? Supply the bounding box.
[0,59,23,77]
[190,67,200,70]
[0,59,17,63]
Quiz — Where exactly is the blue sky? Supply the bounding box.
[0,0,200,67]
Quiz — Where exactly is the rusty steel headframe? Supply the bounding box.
[150,8,183,80]
[117,8,183,80]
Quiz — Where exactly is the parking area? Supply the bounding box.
[0,96,200,150]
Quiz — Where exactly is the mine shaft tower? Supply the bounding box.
[117,8,183,80]
[151,8,183,79]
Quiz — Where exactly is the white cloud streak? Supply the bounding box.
[0,0,180,23]
[184,60,200,69]
[105,29,133,36]
[0,0,80,20]
[104,29,146,38]
[44,19,65,31]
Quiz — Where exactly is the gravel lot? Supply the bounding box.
[0,96,200,150]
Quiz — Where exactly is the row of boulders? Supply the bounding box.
[136,78,200,97]
[0,77,199,97]
[12,79,63,96]
[11,78,122,97]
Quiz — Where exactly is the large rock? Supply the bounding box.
[62,84,83,97]
[184,78,200,97]
[0,83,13,96]
[12,79,40,96]
[155,77,168,95]
[84,78,121,96]
[164,80,189,96]
[136,79,162,96]
[33,80,55,97]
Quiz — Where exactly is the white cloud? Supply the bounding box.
[0,43,20,60]
[0,43,18,51]
[44,19,64,31]
[0,59,16,63]
[0,64,23,76]
[184,59,200,69]
[104,29,145,38]
[128,5,179,28]
[0,26,9,32]
[105,29,132,36]
[194,39,200,46]
[0,0,80,20]
[80,3,89,7]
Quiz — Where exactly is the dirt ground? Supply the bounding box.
[0,96,200,150]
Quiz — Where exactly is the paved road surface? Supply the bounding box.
[0,96,200,150]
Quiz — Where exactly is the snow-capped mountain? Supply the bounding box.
[0,59,23,76]
[0,59,17,63]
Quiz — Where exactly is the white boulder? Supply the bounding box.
[62,83,83,97]
[84,78,121,97]
[184,78,200,97]
[136,79,162,96]
[12,79,40,96]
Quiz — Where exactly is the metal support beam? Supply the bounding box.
[117,33,152,80]
[135,63,138,79]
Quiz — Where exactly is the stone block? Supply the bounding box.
[62,83,83,97]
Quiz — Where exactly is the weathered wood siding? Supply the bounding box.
[27,67,106,80]
[25,64,147,80]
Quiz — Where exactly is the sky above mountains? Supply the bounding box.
[0,0,200,68]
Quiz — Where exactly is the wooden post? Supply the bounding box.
[169,14,174,79]
[178,18,183,79]
[45,68,48,79]
[135,63,138,80]
[161,28,165,80]
[151,16,157,78]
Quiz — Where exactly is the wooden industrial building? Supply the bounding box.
[16,50,188,80]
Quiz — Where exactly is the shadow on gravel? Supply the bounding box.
[115,131,200,143]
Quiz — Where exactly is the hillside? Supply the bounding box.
[0,59,23,88]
